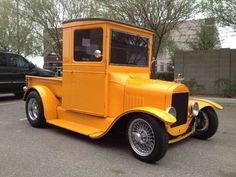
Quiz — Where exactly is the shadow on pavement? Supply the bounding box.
[0,94,22,102]
[48,124,127,150]
[47,123,192,152]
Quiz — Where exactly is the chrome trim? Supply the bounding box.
[192,102,199,117]
[166,107,177,117]
[128,118,155,157]
[27,98,39,121]
[23,86,28,92]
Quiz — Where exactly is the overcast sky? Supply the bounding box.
[219,26,236,49]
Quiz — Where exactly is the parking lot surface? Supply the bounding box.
[0,94,236,177]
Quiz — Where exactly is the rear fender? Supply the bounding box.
[190,98,223,110]
[24,86,60,120]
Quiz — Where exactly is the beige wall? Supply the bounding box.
[174,49,236,95]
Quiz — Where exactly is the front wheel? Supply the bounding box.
[127,114,168,163]
[193,107,218,139]
[25,91,46,128]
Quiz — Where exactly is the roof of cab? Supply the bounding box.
[63,18,153,33]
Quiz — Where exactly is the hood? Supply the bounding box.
[109,72,189,110]
[109,72,189,92]
[32,66,55,77]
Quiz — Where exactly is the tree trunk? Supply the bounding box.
[151,36,162,79]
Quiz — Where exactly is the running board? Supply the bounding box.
[47,119,104,138]
[168,129,194,144]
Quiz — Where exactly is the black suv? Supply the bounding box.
[0,51,54,97]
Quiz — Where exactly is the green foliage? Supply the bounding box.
[188,24,220,50]
[165,38,179,72]
[153,72,174,81]
[183,79,205,94]
[214,79,236,97]
[202,0,236,29]
[96,0,199,59]
[167,61,174,72]
[0,0,201,58]
[0,0,97,57]
[21,0,97,56]
[0,0,41,56]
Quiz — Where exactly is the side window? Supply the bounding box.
[110,30,149,67]
[0,53,7,66]
[74,28,103,62]
[6,54,29,68]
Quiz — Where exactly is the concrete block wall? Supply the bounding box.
[174,49,236,95]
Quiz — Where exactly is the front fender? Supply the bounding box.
[190,97,223,110]
[24,85,60,120]
[117,107,177,124]
[89,107,176,139]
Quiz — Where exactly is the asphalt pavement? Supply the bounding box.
[0,94,236,177]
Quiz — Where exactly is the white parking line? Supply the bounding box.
[19,118,27,121]
[0,101,20,106]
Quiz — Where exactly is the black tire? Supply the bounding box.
[126,113,168,163]
[193,107,218,140]
[25,91,46,128]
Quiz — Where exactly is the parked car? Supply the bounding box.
[0,51,54,97]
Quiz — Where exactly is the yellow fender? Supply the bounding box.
[24,85,60,120]
[89,107,176,139]
[116,106,177,124]
[190,97,223,110]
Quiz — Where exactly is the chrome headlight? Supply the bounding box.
[23,86,28,92]
[192,102,199,117]
[166,107,177,117]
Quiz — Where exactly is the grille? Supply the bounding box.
[171,93,189,127]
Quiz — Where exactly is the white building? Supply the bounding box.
[156,18,219,72]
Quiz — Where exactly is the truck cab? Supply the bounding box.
[24,18,222,163]
[62,19,154,117]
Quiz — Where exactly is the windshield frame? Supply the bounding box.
[109,29,151,68]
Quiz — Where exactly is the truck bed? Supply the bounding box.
[27,76,62,99]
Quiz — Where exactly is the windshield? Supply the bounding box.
[110,30,149,67]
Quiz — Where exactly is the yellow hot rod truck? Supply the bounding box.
[23,18,223,163]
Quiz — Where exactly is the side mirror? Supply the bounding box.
[94,50,102,59]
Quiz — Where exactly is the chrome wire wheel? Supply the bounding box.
[27,98,39,121]
[196,111,209,132]
[128,118,156,157]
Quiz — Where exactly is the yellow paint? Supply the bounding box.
[24,84,60,120]
[24,19,222,143]
[119,107,177,124]
[168,129,194,144]
[165,114,193,136]
[190,97,223,110]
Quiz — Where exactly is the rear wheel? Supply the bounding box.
[193,107,218,139]
[127,114,168,163]
[25,91,46,128]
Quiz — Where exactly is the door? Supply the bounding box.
[5,54,29,92]
[0,53,9,92]
[62,26,107,116]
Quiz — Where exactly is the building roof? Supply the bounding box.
[63,18,153,33]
